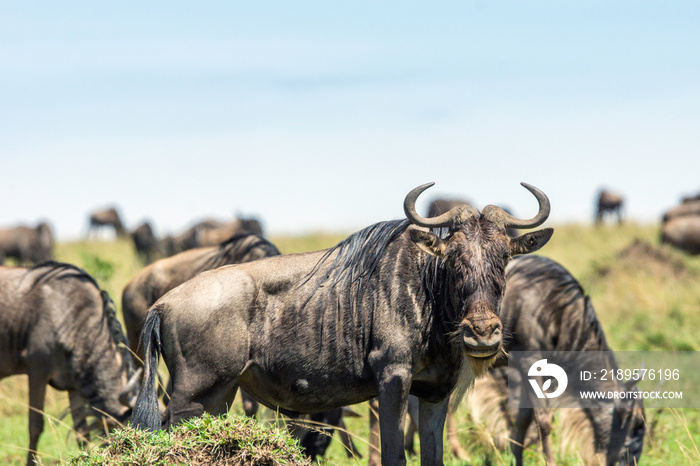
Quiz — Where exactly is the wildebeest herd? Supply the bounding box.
[0,184,697,465]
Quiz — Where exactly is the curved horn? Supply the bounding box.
[482,182,550,229]
[404,182,478,228]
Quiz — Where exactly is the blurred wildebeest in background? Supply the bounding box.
[132,182,552,465]
[661,198,700,223]
[130,221,161,264]
[427,197,473,219]
[160,219,221,256]
[0,262,140,466]
[660,192,700,254]
[161,216,263,256]
[384,256,645,466]
[595,189,624,224]
[661,215,700,255]
[87,206,127,238]
[680,191,700,204]
[196,216,263,247]
[0,221,53,265]
[429,196,519,238]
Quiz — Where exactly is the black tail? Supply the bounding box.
[132,308,163,431]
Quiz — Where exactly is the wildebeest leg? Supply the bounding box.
[403,396,419,455]
[210,386,239,417]
[402,400,468,461]
[533,408,555,466]
[418,397,448,465]
[165,376,238,429]
[368,399,381,466]
[68,391,90,448]
[510,406,534,466]
[240,389,259,417]
[375,365,411,466]
[27,375,48,465]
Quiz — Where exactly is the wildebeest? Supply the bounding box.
[124,232,359,459]
[468,255,644,465]
[661,215,700,255]
[133,182,553,465]
[161,217,264,256]
[130,221,161,264]
[595,189,624,224]
[0,222,53,265]
[681,191,700,204]
[160,219,221,256]
[427,197,472,219]
[122,233,280,370]
[429,197,518,238]
[661,199,700,223]
[87,206,127,238]
[379,255,644,465]
[196,217,263,247]
[0,262,140,465]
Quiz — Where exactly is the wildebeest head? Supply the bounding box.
[404,182,553,361]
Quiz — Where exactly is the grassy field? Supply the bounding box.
[1,222,699,464]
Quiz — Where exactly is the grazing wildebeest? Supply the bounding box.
[661,199,700,223]
[161,217,263,256]
[133,182,553,465]
[130,221,161,264]
[458,256,644,465]
[0,262,140,465]
[87,207,127,238]
[595,189,624,224]
[661,215,700,254]
[196,217,264,247]
[122,233,280,370]
[0,222,53,265]
[160,221,220,257]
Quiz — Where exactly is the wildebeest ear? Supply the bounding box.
[409,229,447,258]
[509,227,554,256]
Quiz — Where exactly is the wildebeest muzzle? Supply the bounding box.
[461,311,502,358]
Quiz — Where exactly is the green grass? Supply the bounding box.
[1,223,700,464]
[66,413,311,465]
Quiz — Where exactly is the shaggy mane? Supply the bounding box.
[198,233,280,273]
[303,219,411,304]
[29,261,99,289]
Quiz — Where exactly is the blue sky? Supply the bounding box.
[2,1,699,239]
